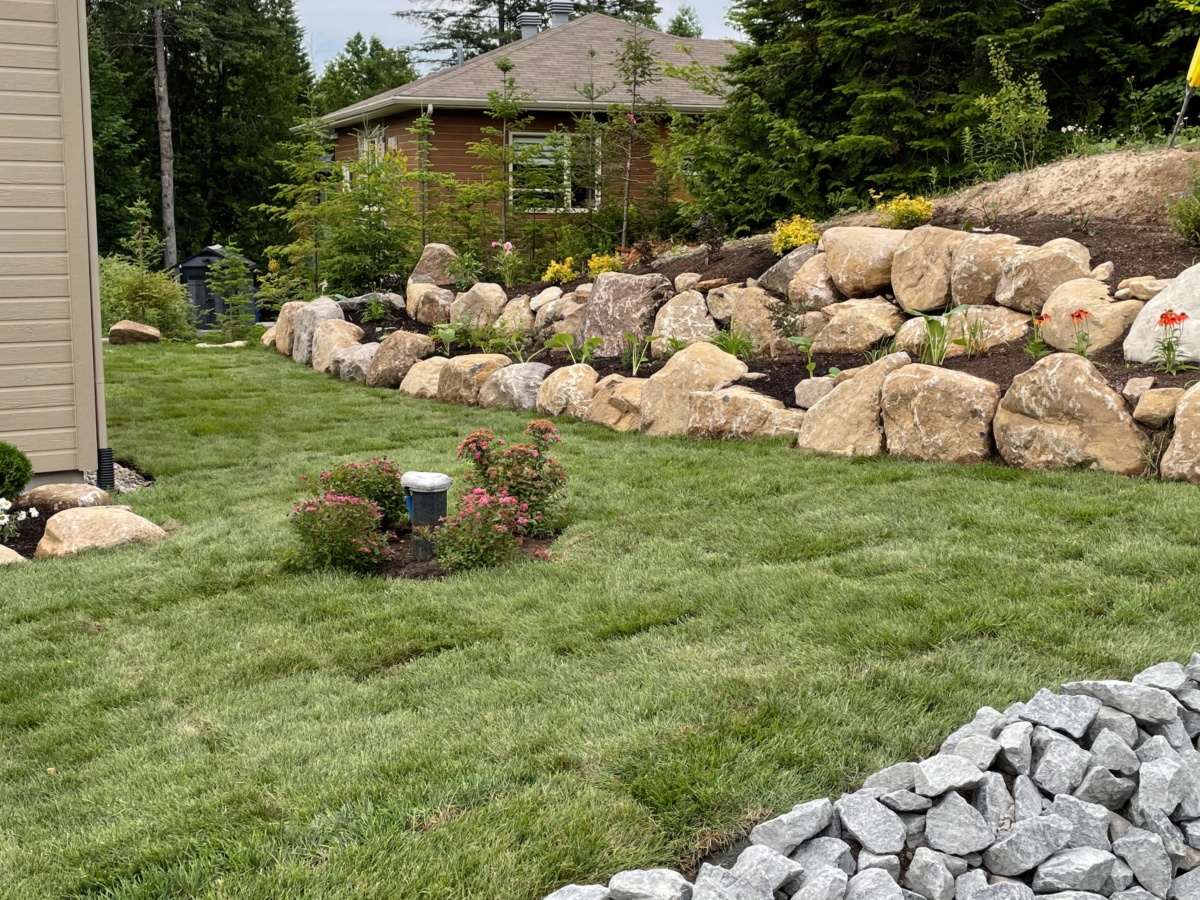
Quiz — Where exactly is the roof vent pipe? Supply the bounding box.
[517,11,541,39]
[547,0,573,27]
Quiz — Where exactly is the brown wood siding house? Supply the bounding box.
[0,0,107,484]
[321,10,734,210]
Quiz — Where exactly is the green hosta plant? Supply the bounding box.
[622,332,659,376]
[788,335,817,379]
[432,324,457,357]
[544,333,602,365]
[905,306,968,365]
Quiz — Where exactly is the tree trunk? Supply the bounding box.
[153,4,178,270]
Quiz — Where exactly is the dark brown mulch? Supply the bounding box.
[1,513,47,560]
[375,527,556,581]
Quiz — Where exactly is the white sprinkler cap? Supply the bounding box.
[401,471,453,493]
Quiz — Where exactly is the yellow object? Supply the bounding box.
[875,193,935,230]
[587,253,623,277]
[542,257,579,285]
[771,215,820,255]
[1189,36,1200,88]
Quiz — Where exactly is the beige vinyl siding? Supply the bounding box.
[0,0,104,476]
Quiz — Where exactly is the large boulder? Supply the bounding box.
[496,297,535,336]
[261,325,277,348]
[535,296,586,343]
[706,284,741,324]
[796,352,912,456]
[311,319,364,373]
[109,320,161,344]
[478,362,551,410]
[686,386,793,440]
[894,306,1030,360]
[787,252,841,310]
[292,297,344,366]
[812,298,905,354]
[758,244,818,296]
[819,226,908,298]
[995,238,1092,313]
[273,300,308,356]
[409,242,457,286]
[436,354,511,406]
[398,356,451,399]
[35,507,168,558]
[536,364,599,417]
[1124,263,1200,363]
[993,353,1148,476]
[330,342,379,382]
[338,291,404,316]
[449,282,509,330]
[652,290,717,358]
[407,283,454,325]
[1160,383,1200,482]
[728,286,785,356]
[640,343,749,436]
[16,483,111,514]
[583,375,647,432]
[892,226,971,313]
[1040,279,1143,355]
[881,365,1001,464]
[365,330,436,388]
[579,272,674,358]
[950,234,1023,306]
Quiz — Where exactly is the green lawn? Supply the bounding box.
[4,344,1200,899]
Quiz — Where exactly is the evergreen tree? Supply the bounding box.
[314,33,417,115]
[664,4,702,36]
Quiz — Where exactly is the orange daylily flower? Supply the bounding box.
[1069,309,1092,324]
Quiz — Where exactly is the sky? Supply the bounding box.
[294,0,740,69]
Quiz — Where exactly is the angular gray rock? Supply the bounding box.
[981,814,1073,875]
[1048,796,1112,851]
[866,763,919,793]
[941,708,1007,755]
[330,342,379,382]
[791,838,855,878]
[690,863,771,900]
[1111,890,1158,900]
[857,852,900,880]
[846,868,902,900]
[916,755,988,797]
[1073,766,1136,810]
[1106,859,1136,894]
[1134,662,1190,694]
[1090,730,1141,777]
[955,869,989,900]
[926,792,996,856]
[750,799,834,855]
[1020,689,1102,739]
[1112,828,1173,900]
[1172,867,1200,900]
[1136,757,1186,817]
[900,812,927,848]
[793,868,849,900]
[1013,775,1044,821]
[1060,681,1181,725]
[1088,707,1141,747]
[1032,848,1117,893]
[954,735,1003,771]
[905,848,955,900]
[972,884,1034,900]
[608,869,693,900]
[997,722,1034,776]
[1136,736,1179,765]
[730,845,803,893]
[881,791,932,813]
[546,887,611,900]
[936,855,970,879]
[836,793,906,854]
[759,245,818,296]
[1032,729,1091,795]
[477,362,551,410]
[974,772,1016,833]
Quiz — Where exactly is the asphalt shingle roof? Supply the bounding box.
[321,14,736,127]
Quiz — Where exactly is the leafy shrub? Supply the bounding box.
[306,458,408,529]
[449,248,484,291]
[285,493,391,573]
[771,215,819,255]
[1168,174,1200,246]
[875,193,934,229]
[457,420,567,535]
[587,253,623,277]
[709,328,755,362]
[431,488,523,572]
[99,255,195,339]
[542,258,579,285]
[0,441,33,500]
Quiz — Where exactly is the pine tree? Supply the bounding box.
[314,33,416,115]
[664,4,702,36]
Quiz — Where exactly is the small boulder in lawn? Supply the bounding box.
[310,319,364,373]
[16,483,110,514]
[35,507,168,558]
[449,282,509,330]
[797,352,912,457]
[273,300,307,355]
[686,386,789,441]
[478,362,551,410]
[579,272,674,358]
[108,320,162,344]
[292,297,344,365]
[365,331,436,388]
[329,342,379,382]
[788,253,841,310]
[607,868,691,900]
[1133,388,1184,429]
[880,365,1000,465]
[994,238,1091,313]
[583,375,646,432]
[537,364,599,418]
[0,546,27,565]
[819,226,908,297]
[436,354,511,406]
[261,325,276,347]
[398,356,452,399]
[652,290,717,357]
[759,244,817,296]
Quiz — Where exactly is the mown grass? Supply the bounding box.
[3,344,1200,899]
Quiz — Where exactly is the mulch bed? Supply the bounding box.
[376,525,555,581]
[2,513,47,560]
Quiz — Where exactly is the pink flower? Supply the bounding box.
[503,241,513,252]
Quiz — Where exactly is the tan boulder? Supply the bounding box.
[1133,387,1184,429]
[675,272,701,293]
[0,545,25,565]
[398,356,451,399]
[706,284,742,324]
[995,238,1092,313]
[811,298,905,354]
[787,252,840,310]
[534,296,581,337]
[291,297,344,366]
[536,364,599,418]
[273,300,308,356]
[993,353,1148,476]
[477,362,551,410]
[796,352,912,456]
[892,225,971,312]
[16,483,111,514]
[1162,384,1200,482]
[695,277,729,294]
[409,242,457,286]
[574,283,593,302]
[35,507,168,558]
[762,408,807,438]
[652,290,717,357]
[407,283,454,325]
[261,325,277,347]
[109,320,162,344]
[758,245,817,296]
[583,375,646,431]
[579,272,674,358]
[686,386,788,440]
[1122,376,1155,407]
[794,376,836,409]
[436,354,511,406]
[950,233,1023,306]
[365,330,435,388]
[529,286,562,312]
[819,226,908,297]
[881,365,1000,464]
[639,343,749,436]
[310,319,364,374]
[1129,279,1173,301]
[329,343,379,382]
[449,282,509,330]
[1040,279,1143,354]
[728,286,784,357]
[894,305,1030,360]
[496,297,535,336]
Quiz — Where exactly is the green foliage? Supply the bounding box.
[430,487,522,572]
[905,307,967,366]
[545,333,602,364]
[99,202,194,340]
[456,420,567,536]
[976,44,1050,173]
[433,325,458,357]
[449,248,484,292]
[285,493,391,573]
[543,258,580,284]
[665,4,703,37]
[205,246,257,342]
[622,332,659,376]
[0,441,33,501]
[313,33,416,115]
[1168,172,1200,245]
[709,328,755,362]
[306,458,409,529]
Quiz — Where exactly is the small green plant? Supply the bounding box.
[953,314,988,358]
[1025,313,1051,361]
[788,335,818,379]
[771,215,819,255]
[491,241,522,288]
[429,488,523,572]
[433,324,457,357]
[768,299,812,342]
[361,294,389,324]
[0,441,33,500]
[1064,211,1096,236]
[622,332,659,376]
[864,344,894,363]
[1068,308,1093,356]
[456,421,566,536]
[587,253,623,277]
[99,201,195,339]
[502,331,546,363]
[544,333,602,365]
[459,321,506,353]
[905,307,966,365]
[1151,309,1195,375]
[205,246,257,342]
[542,258,579,285]
[660,336,688,359]
[0,497,37,543]
[977,43,1049,172]
[449,249,484,292]
[303,458,408,529]
[1167,173,1200,246]
[875,193,934,229]
[285,493,391,573]
[709,328,755,362]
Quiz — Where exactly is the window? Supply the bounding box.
[510,132,599,213]
[356,130,385,160]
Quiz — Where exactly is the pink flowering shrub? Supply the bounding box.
[303,457,407,528]
[430,488,523,571]
[456,420,566,536]
[286,493,392,573]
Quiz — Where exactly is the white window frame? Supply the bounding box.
[509,131,600,214]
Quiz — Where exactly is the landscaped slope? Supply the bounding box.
[4,345,1200,898]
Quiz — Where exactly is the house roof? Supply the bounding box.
[320,14,736,129]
